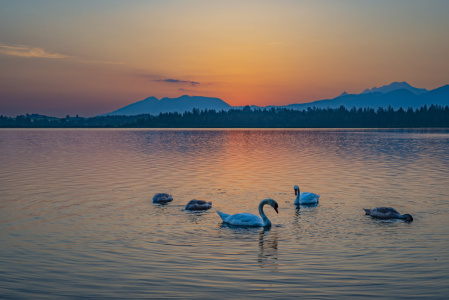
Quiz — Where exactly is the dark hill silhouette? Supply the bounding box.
[417,85,449,106]
[102,95,232,116]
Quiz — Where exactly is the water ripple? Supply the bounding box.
[1,128,449,299]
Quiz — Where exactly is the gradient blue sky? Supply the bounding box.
[1,0,448,117]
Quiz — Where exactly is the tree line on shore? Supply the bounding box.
[1,105,449,128]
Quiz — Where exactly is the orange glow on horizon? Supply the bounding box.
[0,1,448,116]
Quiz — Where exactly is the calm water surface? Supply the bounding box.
[1,128,449,299]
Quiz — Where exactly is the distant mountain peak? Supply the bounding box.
[362,81,427,95]
[142,96,159,102]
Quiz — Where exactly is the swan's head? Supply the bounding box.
[402,214,413,222]
[264,198,279,214]
[294,185,300,196]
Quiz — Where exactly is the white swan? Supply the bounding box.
[153,193,173,204]
[363,207,413,222]
[217,199,279,227]
[185,199,212,211]
[294,185,319,205]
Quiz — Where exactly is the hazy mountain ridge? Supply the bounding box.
[284,84,449,111]
[360,81,428,95]
[101,82,449,116]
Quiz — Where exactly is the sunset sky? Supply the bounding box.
[1,0,448,117]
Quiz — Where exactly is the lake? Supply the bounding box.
[1,128,449,299]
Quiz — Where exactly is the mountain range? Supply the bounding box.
[102,82,449,116]
[280,83,449,111]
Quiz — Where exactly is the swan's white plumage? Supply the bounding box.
[218,212,265,227]
[294,185,319,205]
[217,199,278,227]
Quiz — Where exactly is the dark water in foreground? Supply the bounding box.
[1,128,449,299]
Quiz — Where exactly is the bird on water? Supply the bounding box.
[217,199,279,227]
[363,207,413,222]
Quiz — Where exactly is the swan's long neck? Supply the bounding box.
[259,200,271,227]
[294,188,300,204]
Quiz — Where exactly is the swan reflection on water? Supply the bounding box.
[294,202,319,223]
[218,224,279,270]
[258,228,278,270]
[295,202,319,210]
[293,203,319,237]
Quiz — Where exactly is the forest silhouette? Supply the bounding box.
[1,105,448,128]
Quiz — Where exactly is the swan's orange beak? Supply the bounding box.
[274,206,279,214]
[294,189,298,196]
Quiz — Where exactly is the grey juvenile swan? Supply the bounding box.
[152,193,173,204]
[363,207,413,222]
[185,199,212,211]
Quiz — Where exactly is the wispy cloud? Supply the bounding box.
[0,43,124,65]
[154,78,200,86]
[0,44,69,59]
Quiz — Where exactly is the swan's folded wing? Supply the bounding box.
[226,213,263,226]
[300,192,320,204]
